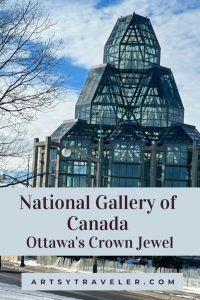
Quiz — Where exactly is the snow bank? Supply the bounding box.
[0,283,82,300]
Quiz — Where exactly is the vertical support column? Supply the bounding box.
[161,146,166,187]
[32,138,39,187]
[140,144,145,187]
[108,147,112,187]
[55,146,60,187]
[96,138,103,188]
[192,141,198,187]
[96,114,103,188]
[43,136,51,187]
[150,141,157,187]
[39,147,45,187]
[87,142,93,187]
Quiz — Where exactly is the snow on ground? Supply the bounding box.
[183,286,200,295]
[0,283,82,300]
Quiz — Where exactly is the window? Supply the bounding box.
[113,142,141,163]
[166,144,188,165]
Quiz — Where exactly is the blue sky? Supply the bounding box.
[29,0,200,142]
[62,59,88,91]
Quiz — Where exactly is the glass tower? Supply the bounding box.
[32,13,200,188]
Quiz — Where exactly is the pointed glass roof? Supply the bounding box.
[74,13,185,129]
[104,13,160,69]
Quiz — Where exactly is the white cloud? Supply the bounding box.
[29,89,78,140]
[40,0,200,131]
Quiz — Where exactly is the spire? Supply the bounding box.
[103,13,161,69]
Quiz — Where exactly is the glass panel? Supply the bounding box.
[112,163,140,177]
[165,166,188,181]
[59,175,87,187]
[166,144,188,165]
[112,177,140,187]
[48,175,56,187]
[113,142,141,163]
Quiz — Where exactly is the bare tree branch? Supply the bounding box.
[0,0,67,174]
